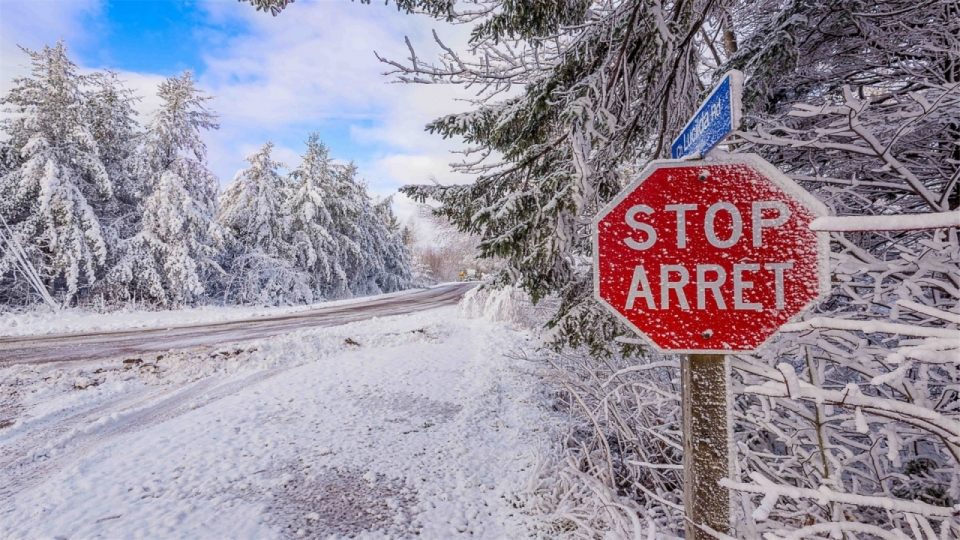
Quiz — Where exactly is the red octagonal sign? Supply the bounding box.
[593,154,830,353]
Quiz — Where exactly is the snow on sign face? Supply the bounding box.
[593,154,830,353]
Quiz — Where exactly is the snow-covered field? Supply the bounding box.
[0,304,561,539]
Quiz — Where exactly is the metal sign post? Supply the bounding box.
[682,354,731,539]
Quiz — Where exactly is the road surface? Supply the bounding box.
[0,282,477,366]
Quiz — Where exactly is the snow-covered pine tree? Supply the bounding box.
[108,72,223,307]
[359,195,413,294]
[218,142,310,305]
[324,162,412,296]
[0,41,112,306]
[83,70,146,301]
[385,0,715,353]
[321,160,367,296]
[285,134,347,299]
[285,135,412,298]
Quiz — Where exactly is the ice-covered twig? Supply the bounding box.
[721,473,959,517]
[780,317,958,339]
[895,299,960,324]
[810,211,960,232]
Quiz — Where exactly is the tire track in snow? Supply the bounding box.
[0,366,289,505]
[0,384,175,469]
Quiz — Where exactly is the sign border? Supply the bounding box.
[592,153,831,354]
[671,70,744,160]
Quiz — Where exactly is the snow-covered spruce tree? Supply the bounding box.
[83,70,146,300]
[107,72,223,307]
[218,142,311,305]
[332,163,412,296]
[285,133,348,299]
[321,161,367,296]
[290,148,412,298]
[385,0,715,353]
[0,41,111,306]
[355,194,413,295]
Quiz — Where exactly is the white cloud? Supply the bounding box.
[192,0,483,215]
[0,0,102,94]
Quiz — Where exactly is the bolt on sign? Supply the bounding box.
[593,154,830,353]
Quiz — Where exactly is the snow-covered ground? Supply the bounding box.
[0,288,425,338]
[0,304,561,539]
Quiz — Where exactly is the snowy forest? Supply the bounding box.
[0,42,413,310]
[267,0,959,537]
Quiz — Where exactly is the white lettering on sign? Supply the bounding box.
[661,265,691,310]
[733,263,761,310]
[665,204,697,248]
[704,202,742,248]
[623,201,788,251]
[752,201,790,247]
[696,265,726,310]
[624,205,656,250]
[765,262,793,309]
[625,265,656,310]
[624,263,793,311]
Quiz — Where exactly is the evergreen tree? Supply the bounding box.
[219,142,289,255]
[285,134,344,298]
[109,72,222,307]
[0,41,112,305]
[219,142,310,305]
[363,195,412,294]
[285,134,412,299]
[84,70,145,300]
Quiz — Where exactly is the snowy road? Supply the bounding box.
[0,282,477,366]
[0,302,559,538]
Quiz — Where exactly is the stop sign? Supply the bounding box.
[593,154,829,353]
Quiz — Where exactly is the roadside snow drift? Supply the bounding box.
[0,305,560,539]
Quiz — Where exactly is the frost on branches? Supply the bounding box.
[218,142,310,306]
[0,42,111,306]
[2,42,413,310]
[109,73,223,308]
[360,0,960,537]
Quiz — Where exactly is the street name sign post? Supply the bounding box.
[671,71,744,160]
[593,155,829,538]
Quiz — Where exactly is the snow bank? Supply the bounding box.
[0,305,563,539]
[458,284,552,329]
[0,289,412,338]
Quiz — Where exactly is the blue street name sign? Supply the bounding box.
[671,70,744,160]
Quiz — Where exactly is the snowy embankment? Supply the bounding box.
[0,288,422,338]
[0,299,561,539]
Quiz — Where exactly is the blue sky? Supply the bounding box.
[0,0,478,219]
